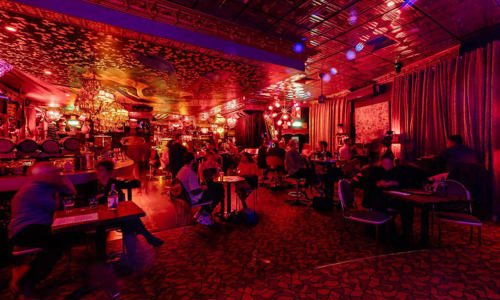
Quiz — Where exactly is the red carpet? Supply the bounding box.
[1,185,499,299]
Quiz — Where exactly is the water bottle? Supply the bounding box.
[107,183,119,210]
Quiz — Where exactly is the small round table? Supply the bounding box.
[216,176,245,214]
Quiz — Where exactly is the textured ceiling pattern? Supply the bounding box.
[0,0,498,115]
[0,6,283,114]
[165,0,500,95]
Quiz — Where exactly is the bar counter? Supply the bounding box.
[0,159,134,192]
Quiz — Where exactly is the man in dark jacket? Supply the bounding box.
[168,133,187,177]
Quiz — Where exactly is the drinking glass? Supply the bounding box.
[63,195,75,212]
[88,196,98,209]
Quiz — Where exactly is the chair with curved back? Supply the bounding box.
[16,138,39,158]
[435,179,482,245]
[338,179,392,242]
[265,155,285,189]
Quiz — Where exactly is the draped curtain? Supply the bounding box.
[234,111,266,148]
[392,41,500,217]
[309,96,349,152]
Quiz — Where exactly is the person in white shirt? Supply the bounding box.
[339,138,354,161]
[176,152,223,213]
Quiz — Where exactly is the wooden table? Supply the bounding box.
[383,190,468,246]
[52,201,145,234]
[216,176,245,214]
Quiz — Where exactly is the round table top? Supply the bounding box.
[217,176,245,183]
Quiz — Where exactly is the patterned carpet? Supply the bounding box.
[1,185,499,299]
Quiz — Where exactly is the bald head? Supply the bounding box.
[30,162,59,176]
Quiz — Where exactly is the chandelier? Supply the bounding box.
[95,101,128,132]
[75,72,128,132]
[264,98,301,129]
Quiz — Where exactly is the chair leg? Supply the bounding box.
[478,226,482,246]
[438,223,442,246]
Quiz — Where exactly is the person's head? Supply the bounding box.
[343,138,352,146]
[319,141,328,151]
[380,153,395,171]
[446,135,463,148]
[288,139,298,150]
[175,133,183,142]
[278,141,286,149]
[95,160,114,185]
[182,152,195,166]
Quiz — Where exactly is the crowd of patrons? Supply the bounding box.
[7,131,489,297]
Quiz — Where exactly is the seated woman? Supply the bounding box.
[285,140,314,187]
[177,152,224,224]
[9,163,78,297]
[82,160,163,261]
[235,152,259,209]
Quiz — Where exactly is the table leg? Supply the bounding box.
[420,206,430,246]
[226,182,232,214]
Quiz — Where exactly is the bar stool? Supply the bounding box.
[286,177,309,206]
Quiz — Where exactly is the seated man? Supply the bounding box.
[361,153,401,210]
[285,140,313,187]
[176,152,224,223]
[9,162,77,297]
[81,160,163,261]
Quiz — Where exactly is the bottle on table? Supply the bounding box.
[107,183,119,210]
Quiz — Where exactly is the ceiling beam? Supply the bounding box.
[11,0,305,70]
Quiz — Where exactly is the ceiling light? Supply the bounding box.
[44,70,52,75]
[346,50,356,60]
[387,1,395,7]
[330,67,338,75]
[355,42,364,52]
[5,26,17,32]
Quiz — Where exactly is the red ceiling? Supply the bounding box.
[0,0,498,114]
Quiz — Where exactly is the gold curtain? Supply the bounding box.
[309,96,349,152]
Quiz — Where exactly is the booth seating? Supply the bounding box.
[16,139,38,158]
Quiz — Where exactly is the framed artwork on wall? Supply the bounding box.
[354,100,390,144]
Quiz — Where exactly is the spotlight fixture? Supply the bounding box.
[5,26,17,32]
[394,57,403,73]
[318,72,326,104]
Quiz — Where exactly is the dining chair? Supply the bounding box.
[435,179,482,245]
[338,179,392,242]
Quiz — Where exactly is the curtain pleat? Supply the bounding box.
[391,41,500,217]
[309,97,349,152]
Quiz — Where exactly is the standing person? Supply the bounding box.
[339,138,354,160]
[435,134,480,172]
[9,163,77,297]
[168,133,187,177]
